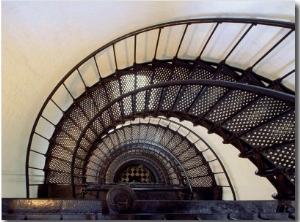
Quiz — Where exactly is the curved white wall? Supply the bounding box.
[2,1,294,198]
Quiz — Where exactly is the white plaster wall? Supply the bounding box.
[2,1,295,198]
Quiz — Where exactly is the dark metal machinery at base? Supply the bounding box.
[2,198,295,220]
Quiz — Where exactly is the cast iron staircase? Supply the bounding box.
[11,18,295,220]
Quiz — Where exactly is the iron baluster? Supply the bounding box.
[28,166,44,171]
[175,24,189,58]
[30,149,46,156]
[112,44,118,71]
[154,28,162,59]
[93,55,102,79]
[40,115,56,126]
[223,24,255,62]
[34,132,50,141]
[62,83,75,100]
[50,98,65,113]
[276,69,295,82]
[77,68,88,88]
[251,29,294,69]
[134,34,137,64]
[199,22,220,58]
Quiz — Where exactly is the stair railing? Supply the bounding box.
[26,18,295,198]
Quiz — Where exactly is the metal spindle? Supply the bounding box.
[30,149,46,156]
[134,34,137,64]
[276,69,295,82]
[63,83,75,100]
[213,171,225,175]
[50,99,64,113]
[154,28,162,59]
[112,44,118,70]
[199,22,220,58]
[28,166,44,171]
[41,115,56,126]
[34,132,49,141]
[223,24,255,62]
[175,24,189,58]
[77,68,87,88]
[93,56,102,79]
[251,29,294,69]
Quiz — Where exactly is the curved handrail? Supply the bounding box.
[26,18,295,198]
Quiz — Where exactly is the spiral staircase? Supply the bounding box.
[2,18,295,220]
